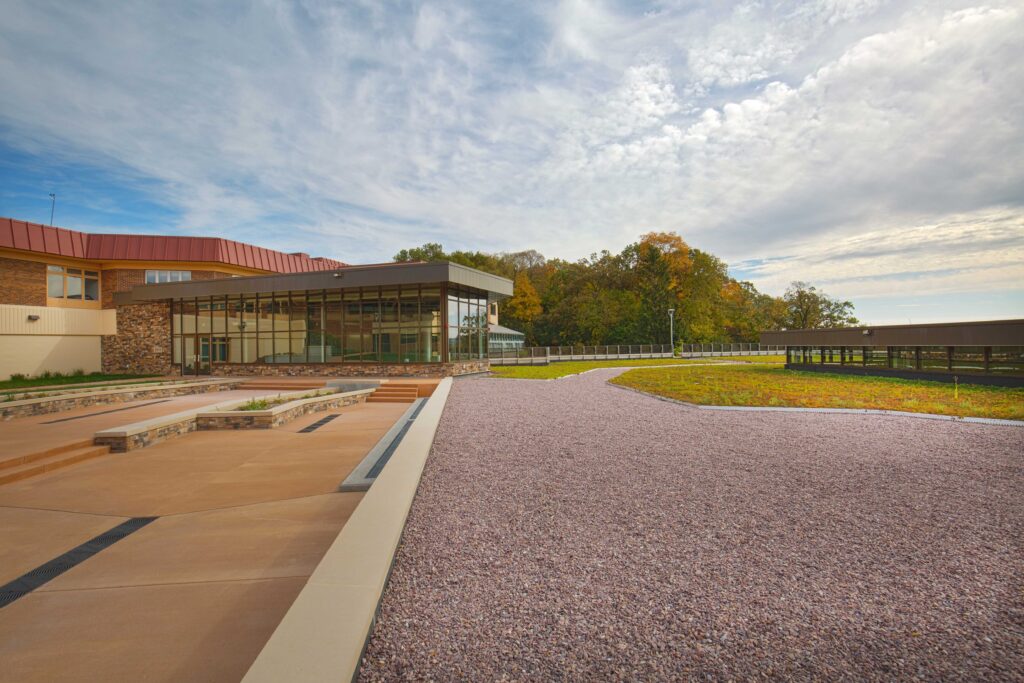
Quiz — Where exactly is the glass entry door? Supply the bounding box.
[182,335,212,375]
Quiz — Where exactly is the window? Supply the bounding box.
[172,285,446,369]
[919,346,949,372]
[145,270,191,284]
[864,347,888,367]
[446,287,488,362]
[47,265,100,302]
[890,346,917,370]
[990,346,1024,375]
[951,346,985,373]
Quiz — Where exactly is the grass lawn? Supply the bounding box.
[610,364,1024,421]
[0,372,161,393]
[490,355,785,380]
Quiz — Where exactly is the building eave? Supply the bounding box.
[760,319,1024,347]
[115,261,514,304]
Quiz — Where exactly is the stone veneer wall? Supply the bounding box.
[1,379,239,421]
[102,302,176,375]
[95,418,195,453]
[100,269,231,308]
[196,390,370,431]
[0,256,46,306]
[210,359,489,378]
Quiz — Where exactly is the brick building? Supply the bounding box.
[0,217,511,379]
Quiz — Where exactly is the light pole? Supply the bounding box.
[49,193,56,226]
[668,308,675,356]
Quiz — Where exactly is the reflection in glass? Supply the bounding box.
[170,284,480,367]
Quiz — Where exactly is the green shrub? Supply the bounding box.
[237,398,271,411]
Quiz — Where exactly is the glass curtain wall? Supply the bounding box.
[782,344,1024,376]
[446,286,488,361]
[171,285,456,369]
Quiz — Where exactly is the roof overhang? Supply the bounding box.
[115,261,514,305]
[760,319,1024,347]
[1,216,346,272]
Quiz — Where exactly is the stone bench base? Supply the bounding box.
[196,390,373,430]
[2,379,242,421]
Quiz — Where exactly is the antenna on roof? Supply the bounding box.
[48,193,56,226]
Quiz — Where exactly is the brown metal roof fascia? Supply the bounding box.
[447,262,514,297]
[0,216,347,272]
[760,319,1024,347]
[121,261,514,302]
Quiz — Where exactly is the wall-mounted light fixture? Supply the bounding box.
[332,272,344,279]
[862,329,872,336]
[27,314,40,322]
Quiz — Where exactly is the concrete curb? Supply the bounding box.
[339,399,425,492]
[486,361,763,382]
[609,382,1024,428]
[242,377,454,683]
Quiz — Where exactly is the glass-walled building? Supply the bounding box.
[115,262,513,377]
[487,324,526,352]
[761,319,1024,387]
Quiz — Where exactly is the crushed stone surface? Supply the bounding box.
[360,368,1024,681]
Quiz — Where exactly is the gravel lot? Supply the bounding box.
[361,368,1024,681]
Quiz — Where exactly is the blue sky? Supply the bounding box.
[1,0,1022,325]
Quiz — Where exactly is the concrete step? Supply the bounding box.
[0,444,111,486]
[0,439,95,471]
[366,386,419,404]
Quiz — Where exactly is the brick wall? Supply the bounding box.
[102,302,176,375]
[0,256,46,306]
[100,269,146,308]
[2,259,239,309]
[209,359,489,378]
[101,269,233,308]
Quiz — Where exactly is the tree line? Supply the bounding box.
[394,232,857,346]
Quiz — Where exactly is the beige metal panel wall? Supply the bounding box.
[0,335,102,380]
[0,305,116,336]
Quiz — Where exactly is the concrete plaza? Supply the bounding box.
[0,398,408,682]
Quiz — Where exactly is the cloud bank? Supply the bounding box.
[0,0,1021,321]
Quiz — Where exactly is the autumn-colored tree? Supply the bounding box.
[501,271,543,342]
[389,238,857,345]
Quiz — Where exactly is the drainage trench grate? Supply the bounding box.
[299,414,341,433]
[0,517,158,609]
[366,399,428,478]
[41,400,173,424]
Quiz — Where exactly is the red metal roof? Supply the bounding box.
[0,217,346,273]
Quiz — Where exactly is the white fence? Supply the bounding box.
[678,343,782,358]
[488,343,782,366]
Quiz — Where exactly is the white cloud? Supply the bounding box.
[0,0,1021,319]
[736,208,1024,297]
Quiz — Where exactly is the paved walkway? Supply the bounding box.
[362,369,1024,680]
[0,400,409,682]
